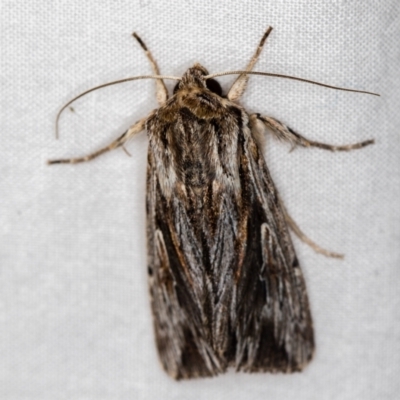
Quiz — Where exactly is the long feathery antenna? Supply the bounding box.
[55,75,181,139]
[206,70,380,97]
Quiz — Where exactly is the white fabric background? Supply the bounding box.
[1,1,399,399]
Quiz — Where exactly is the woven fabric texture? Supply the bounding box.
[1,1,399,399]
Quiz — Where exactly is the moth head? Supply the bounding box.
[173,63,223,97]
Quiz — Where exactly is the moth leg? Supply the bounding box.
[228,26,273,101]
[132,32,168,105]
[121,145,132,157]
[48,117,146,164]
[252,114,374,151]
[279,197,344,258]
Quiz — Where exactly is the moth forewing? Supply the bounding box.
[49,28,376,380]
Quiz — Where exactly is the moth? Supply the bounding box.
[49,27,377,380]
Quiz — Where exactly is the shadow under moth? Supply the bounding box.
[49,27,378,380]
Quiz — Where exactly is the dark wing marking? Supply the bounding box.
[233,124,314,372]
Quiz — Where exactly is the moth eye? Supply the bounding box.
[206,79,223,96]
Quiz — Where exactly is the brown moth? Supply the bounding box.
[49,27,377,380]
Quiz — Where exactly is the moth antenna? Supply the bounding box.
[55,75,181,139]
[132,32,168,105]
[206,70,380,97]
